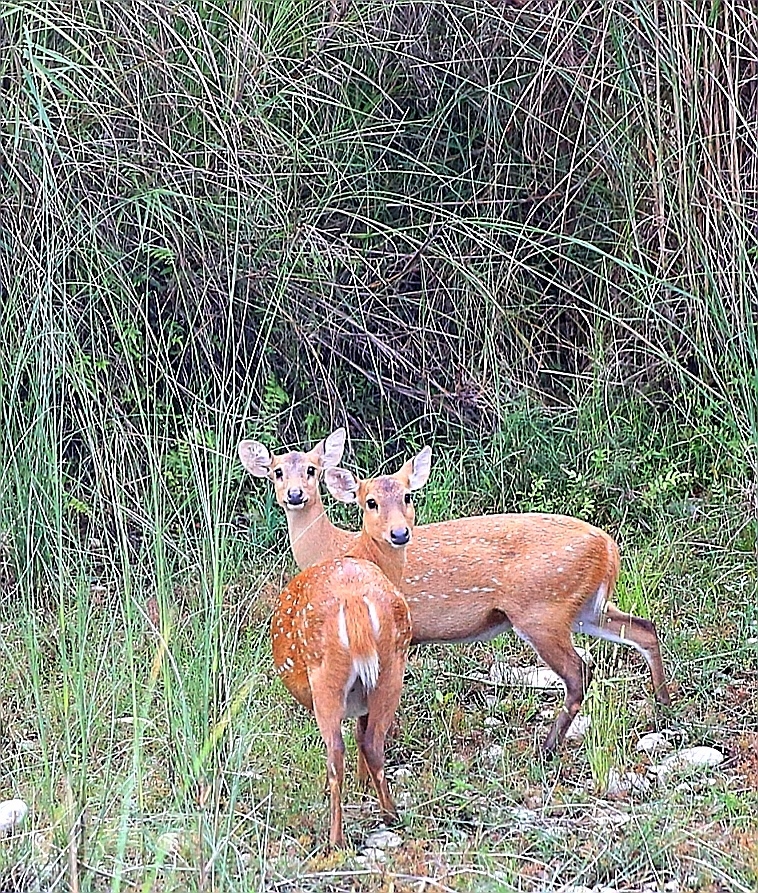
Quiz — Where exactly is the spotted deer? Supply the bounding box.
[270,446,431,848]
[241,430,670,754]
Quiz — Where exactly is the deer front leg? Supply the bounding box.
[517,626,592,755]
[599,604,670,705]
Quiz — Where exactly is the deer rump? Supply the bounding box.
[274,558,412,716]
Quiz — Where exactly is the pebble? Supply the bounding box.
[643,882,680,893]
[604,768,651,798]
[485,743,504,764]
[593,810,631,828]
[356,846,386,865]
[636,732,674,756]
[559,887,617,893]
[156,831,184,855]
[510,807,540,828]
[364,828,402,850]
[649,746,724,781]
[489,662,563,690]
[565,713,591,741]
[0,799,28,834]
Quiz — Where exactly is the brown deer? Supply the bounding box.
[241,430,670,754]
[238,428,353,569]
[270,446,431,847]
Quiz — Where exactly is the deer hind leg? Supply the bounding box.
[310,674,349,848]
[359,659,405,824]
[355,715,370,786]
[574,598,670,706]
[516,626,592,755]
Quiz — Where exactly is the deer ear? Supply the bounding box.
[406,446,432,491]
[324,467,359,503]
[311,427,346,470]
[238,440,273,478]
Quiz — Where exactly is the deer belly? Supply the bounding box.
[456,615,513,643]
[409,603,513,645]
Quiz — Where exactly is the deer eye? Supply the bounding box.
[366,498,378,510]
[404,493,412,504]
[306,466,316,477]
[274,468,283,480]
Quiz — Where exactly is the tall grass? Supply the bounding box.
[2,0,755,562]
[2,1,756,436]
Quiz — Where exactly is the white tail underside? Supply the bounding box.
[353,653,380,690]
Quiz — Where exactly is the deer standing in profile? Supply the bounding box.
[241,429,670,754]
[269,446,431,847]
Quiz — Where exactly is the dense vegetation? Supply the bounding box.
[1,1,756,890]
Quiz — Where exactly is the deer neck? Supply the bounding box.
[347,534,406,587]
[285,495,344,569]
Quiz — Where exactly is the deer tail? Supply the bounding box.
[338,596,382,691]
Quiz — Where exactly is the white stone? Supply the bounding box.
[636,732,674,756]
[0,799,28,833]
[364,829,402,849]
[356,847,387,864]
[156,831,183,855]
[521,667,564,690]
[489,662,563,690]
[485,744,504,764]
[565,713,591,741]
[604,768,651,798]
[483,716,503,728]
[593,810,631,828]
[510,807,539,828]
[488,661,511,684]
[650,746,724,781]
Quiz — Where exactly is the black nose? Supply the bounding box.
[390,527,410,546]
[287,488,304,505]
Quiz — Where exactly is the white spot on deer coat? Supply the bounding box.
[365,598,381,636]
[337,603,350,648]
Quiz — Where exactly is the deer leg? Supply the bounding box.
[516,627,592,755]
[360,661,405,823]
[574,601,670,705]
[355,715,369,786]
[310,676,348,848]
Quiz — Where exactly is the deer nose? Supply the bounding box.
[287,488,305,505]
[390,526,410,546]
